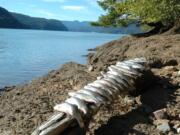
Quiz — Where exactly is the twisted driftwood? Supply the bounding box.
[32,58,147,135]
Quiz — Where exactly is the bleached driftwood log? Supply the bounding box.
[32,58,147,135]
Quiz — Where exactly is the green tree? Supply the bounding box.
[93,0,180,35]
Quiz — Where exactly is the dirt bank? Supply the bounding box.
[0,34,179,135]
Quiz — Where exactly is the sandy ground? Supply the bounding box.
[0,34,179,135]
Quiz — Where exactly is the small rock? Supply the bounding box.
[177,128,180,134]
[88,65,94,72]
[135,96,142,105]
[164,66,178,71]
[153,108,167,119]
[97,76,103,80]
[69,80,73,85]
[157,122,170,133]
[177,71,180,77]
[154,119,169,125]
[123,96,134,104]
[154,120,170,133]
[173,124,180,134]
[168,131,174,135]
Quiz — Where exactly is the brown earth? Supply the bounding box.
[0,34,180,135]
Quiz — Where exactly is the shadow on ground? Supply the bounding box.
[94,75,178,135]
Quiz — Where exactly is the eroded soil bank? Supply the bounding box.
[0,34,180,135]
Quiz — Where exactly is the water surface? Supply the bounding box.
[0,29,123,88]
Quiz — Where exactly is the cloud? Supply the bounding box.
[62,6,86,11]
[35,9,58,18]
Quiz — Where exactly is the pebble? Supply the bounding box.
[135,96,142,105]
[123,96,134,104]
[177,128,180,134]
[153,108,167,120]
[97,76,103,80]
[154,120,170,133]
[177,71,180,77]
[164,66,178,71]
[88,65,94,72]
[157,121,170,133]
[173,124,180,134]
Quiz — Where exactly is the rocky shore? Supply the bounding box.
[0,34,180,135]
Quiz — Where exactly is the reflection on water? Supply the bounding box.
[0,29,122,88]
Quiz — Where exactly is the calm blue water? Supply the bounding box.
[0,29,123,88]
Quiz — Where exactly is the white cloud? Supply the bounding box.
[62,6,86,11]
[35,9,58,18]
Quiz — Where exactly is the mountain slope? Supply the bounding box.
[0,7,27,29]
[12,13,68,31]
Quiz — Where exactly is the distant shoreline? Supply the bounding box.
[0,28,121,35]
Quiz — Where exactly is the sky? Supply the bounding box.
[0,0,104,21]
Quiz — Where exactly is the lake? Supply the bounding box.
[0,29,124,88]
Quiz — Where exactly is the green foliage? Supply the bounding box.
[94,0,180,27]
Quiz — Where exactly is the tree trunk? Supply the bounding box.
[132,22,174,37]
[163,20,180,35]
